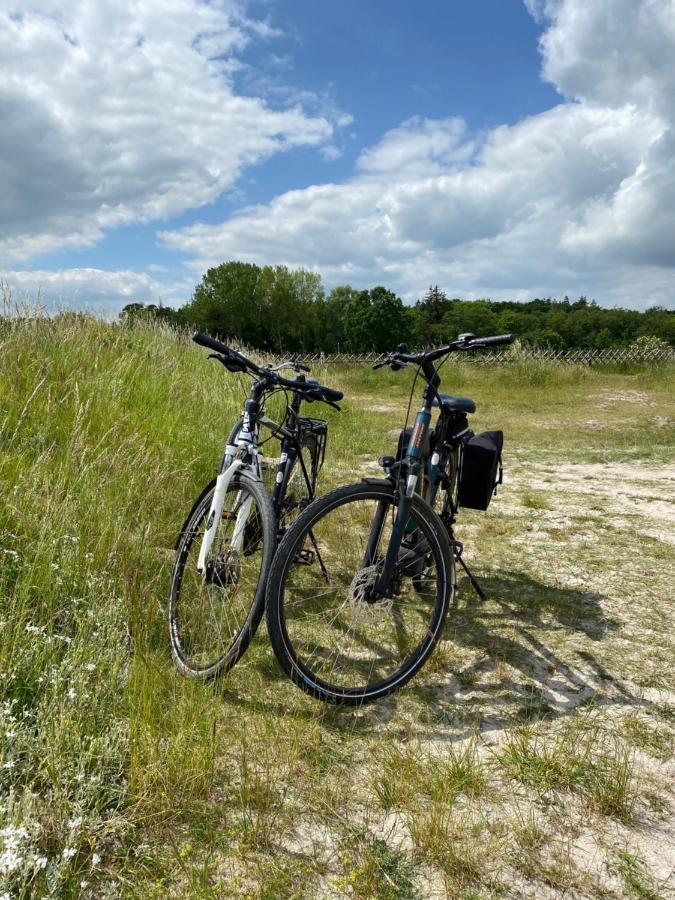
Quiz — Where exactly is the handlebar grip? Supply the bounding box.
[192,331,230,355]
[477,333,514,347]
[320,385,343,402]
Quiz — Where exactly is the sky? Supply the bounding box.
[2,0,675,313]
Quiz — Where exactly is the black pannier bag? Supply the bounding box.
[458,430,503,510]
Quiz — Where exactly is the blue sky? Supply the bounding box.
[2,0,675,311]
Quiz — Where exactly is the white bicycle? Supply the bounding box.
[168,331,342,680]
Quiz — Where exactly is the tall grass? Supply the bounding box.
[1,310,673,895]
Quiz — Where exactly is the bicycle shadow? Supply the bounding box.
[395,569,653,742]
[216,569,651,742]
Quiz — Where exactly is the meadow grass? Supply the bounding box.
[1,313,673,897]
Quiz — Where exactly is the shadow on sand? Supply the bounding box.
[217,569,652,741]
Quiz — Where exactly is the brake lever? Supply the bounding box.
[208,351,247,373]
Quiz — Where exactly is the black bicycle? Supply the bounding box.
[265,332,514,704]
[169,331,342,680]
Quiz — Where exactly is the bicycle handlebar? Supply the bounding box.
[473,333,514,348]
[192,332,342,404]
[192,331,230,355]
[373,333,514,370]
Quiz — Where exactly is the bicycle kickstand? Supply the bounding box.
[452,540,486,601]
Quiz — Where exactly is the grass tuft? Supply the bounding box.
[497,722,637,822]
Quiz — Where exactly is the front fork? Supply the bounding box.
[196,457,246,574]
[372,406,431,597]
[372,476,417,597]
[197,424,261,576]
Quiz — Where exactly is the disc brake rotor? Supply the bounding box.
[347,563,393,623]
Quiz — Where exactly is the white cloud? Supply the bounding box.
[356,117,472,176]
[0,0,338,265]
[1,268,187,313]
[538,0,675,116]
[161,0,675,309]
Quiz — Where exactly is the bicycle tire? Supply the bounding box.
[266,480,455,705]
[169,473,275,680]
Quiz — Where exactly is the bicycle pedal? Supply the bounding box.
[294,548,315,566]
[452,539,464,560]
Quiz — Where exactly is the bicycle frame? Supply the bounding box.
[370,358,469,596]
[196,376,322,577]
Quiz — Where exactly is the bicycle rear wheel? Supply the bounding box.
[266,480,455,704]
[169,473,275,679]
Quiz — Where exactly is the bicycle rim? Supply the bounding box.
[169,475,273,678]
[268,482,453,703]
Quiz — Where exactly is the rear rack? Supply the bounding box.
[299,417,328,474]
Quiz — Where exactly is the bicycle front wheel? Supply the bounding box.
[266,480,455,704]
[169,473,275,680]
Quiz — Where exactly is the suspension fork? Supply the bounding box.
[363,499,388,567]
[372,408,432,596]
[196,458,245,574]
[371,361,438,597]
[197,381,265,576]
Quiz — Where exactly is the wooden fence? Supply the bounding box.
[231,344,675,368]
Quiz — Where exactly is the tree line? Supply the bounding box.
[121,260,675,352]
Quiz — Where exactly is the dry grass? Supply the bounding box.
[1,309,674,896]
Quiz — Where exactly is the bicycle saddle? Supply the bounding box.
[432,394,476,414]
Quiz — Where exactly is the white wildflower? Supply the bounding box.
[62,847,77,859]
[0,826,29,874]
[91,853,101,867]
[67,688,76,701]
[85,663,96,672]
[1,825,28,844]
[67,817,82,830]
[50,563,60,571]
[0,846,22,872]
[3,760,15,770]
[35,855,48,869]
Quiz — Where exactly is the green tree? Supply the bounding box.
[175,261,675,352]
[321,285,359,352]
[368,286,408,352]
[417,285,448,323]
[182,261,264,345]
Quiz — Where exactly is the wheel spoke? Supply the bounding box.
[274,488,450,698]
[169,480,269,675]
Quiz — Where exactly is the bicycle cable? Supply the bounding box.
[400,365,421,437]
